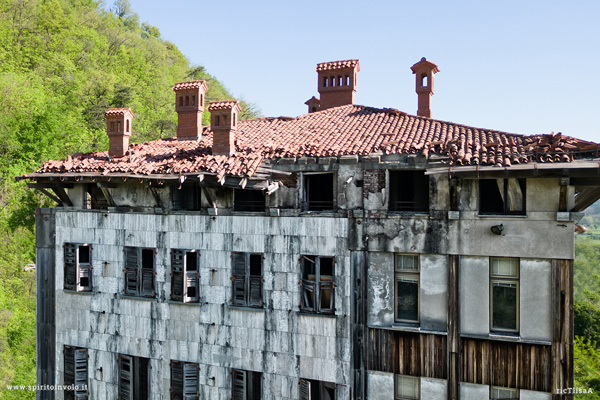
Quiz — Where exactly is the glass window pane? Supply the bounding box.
[396,255,418,271]
[396,278,418,322]
[492,282,518,330]
[396,375,419,399]
[492,258,517,277]
[492,387,518,399]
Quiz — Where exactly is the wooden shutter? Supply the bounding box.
[74,348,88,399]
[64,345,75,400]
[232,253,247,306]
[232,369,247,400]
[319,281,334,314]
[124,248,139,295]
[141,249,155,298]
[64,244,77,290]
[171,250,184,301]
[299,379,311,400]
[118,355,133,400]
[183,363,199,399]
[248,277,262,307]
[77,246,92,292]
[171,361,184,399]
[184,252,199,303]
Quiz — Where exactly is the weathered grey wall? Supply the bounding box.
[521,389,552,400]
[366,371,394,400]
[460,256,490,336]
[460,382,490,400]
[520,260,552,342]
[421,377,447,399]
[53,211,351,400]
[366,252,394,326]
[420,255,448,332]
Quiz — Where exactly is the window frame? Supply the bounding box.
[489,257,520,333]
[490,386,519,399]
[170,249,200,303]
[479,178,526,216]
[231,252,264,308]
[233,189,266,212]
[300,255,335,315]
[388,170,430,213]
[232,369,262,400]
[118,354,150,400]
[394,254,420,324]
[394,374,420,400]
[302,172,336,212]
[299,378,336,400]
[170,360,199,400]
[123,247,156,298]
[64,243,93,293]
[64,345,88,400]
[172,182,201,211]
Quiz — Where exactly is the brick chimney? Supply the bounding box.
[410,57,440,118]
[172,80,208,140]
[304,96,321,113]
[207,100,242,156]
[316,59,360,111]
[105,108,135,157]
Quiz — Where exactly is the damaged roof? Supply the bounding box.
[27,104,599,180]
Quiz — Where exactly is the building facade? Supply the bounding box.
[23,59,600,399]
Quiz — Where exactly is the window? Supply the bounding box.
[232,369,261,400]
[173,182,201,211]
[303,173,335,211]
[171,360,199,400]
[491,386,518,399]
[490,258,519,332]
[179,96,184,107]
[299,378,336,400]
[395,375,419,400]
[171,250,199,303]
[64,345,88,400]
[479,178,526,215]
[233,189,265,212]
[389,170,429,212]
[395,254,419,323]
[124,247,156,298]
[300,256,334,314]
[232,253,263,308]
[118,354,150,400]
[64,243,92,292]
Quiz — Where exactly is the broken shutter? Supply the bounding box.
[171,250,184,301]
[77,246,92,292]
[118,355,133,400]
[232,253,247,306]
[248,277,262,307]
[183,363,199,399]
[185,252,199,303]
[232,369,247,400]
[141,249,155,297]
[74,348,88,399]
[299,379,311,400]
[64,345,75,386]
[124,247,139,296]
[319,280,334,314]
[64,244,77,290]
[171,361,184,399]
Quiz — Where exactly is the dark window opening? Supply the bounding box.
[119,354,150,400]
[311,107,316,112]
[395,254,419,323]
[300,256,335,314]
[171,249,200,303]
[126,119,130,133]
[185,96,189,106]
[232,369,262,400]
[117,121,122,131]
[200,94,203,105]
[110,121,115,132]
[234,189,265,212]
[179,97,184,107]
[64,345,88,400]
[389,170,429,212]
[233,113,236,127]
[480,178,526,215]
[304,173,334,211]
[323,77,328,87]
[124,247,155,298]
[173,182,201,211]
[64,243,92,292]
[171,360,199,400]
[232,252,263,308]
[215,115,221,126]
[299,378,336,400]
[192,95,196,106]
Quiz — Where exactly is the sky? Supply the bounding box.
[124,0,600,143]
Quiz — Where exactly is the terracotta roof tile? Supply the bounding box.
[207,100,242,112]
[316,59,360,71]
[172,80,207,91]
[35,105,598,179]
[104,108,135,117]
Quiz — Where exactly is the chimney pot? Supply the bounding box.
[105,108,135,157]
[172,80,208,140]
[315,59,360,111]
[207,100,242,156]
[410,58,440,118]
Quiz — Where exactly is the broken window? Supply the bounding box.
[300,256,335,314]
[233,189,265,212]
[490,258,519,333]
[171,250,200,303]
[231,253,263,308]
[491,386,518,399]
[64,243,92,292]
[124,247,156,298]
[303,173,335,212]
[118,354,150,400]
[173,182,201,211]
[64,345,88,400]
[299,378,336,400]
[232,369,262,400]
[171,360,199,400]
[388,170,429,212]
[479,178,526,215]
[395,374,419,400]
[395,254,419,323]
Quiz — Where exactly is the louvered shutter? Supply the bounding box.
[183,363,199,399]
[64,345,75,400]
[124,248,139,295]
[141,249,155,298]
[232,253,247,306]
[171,250,184,301]
[299,379,311,400]
[232,369,246,400]
[171,361,184,400]
[118,355,133,400]
[64,244,77,290]
[248,277,262,307]
[319,281,334,314]
[74,348,88,399]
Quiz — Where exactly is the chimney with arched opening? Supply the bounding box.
[105,108,135,157]
[172,80,208,140]
[315,59,360,111]
[410,57,440,118]
[208,100,242,156]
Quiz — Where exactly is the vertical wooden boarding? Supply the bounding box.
[551,259,574,399]
[448,255,460,400]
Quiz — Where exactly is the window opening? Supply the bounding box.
[299,378,336,400]
[64,243,92,292]
[303,173,334,211]
[345,75,350,85]
[179,97,184,107]
[480,178,526,215]
[300,256,334,314]
[126,119,130,133]
[171,360,199,400]
[232,369,262,400]
[192,95,196,106]
[395,375,419,400]
[491,386,519,399]
[185,96,189,106]
[421,74,428,88]
[395,254,419,323]
[232,253,263,308]
[490,257,519,332]
[124,247,156,298]
[234,189,265,212]
[173,182,201,211]
[118,354,150,400]
[323,77,328,87]
[389,170,429,212]
[64,345,88,400]
[171,249,200,303]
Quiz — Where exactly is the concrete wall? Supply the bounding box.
[53,211,351,400]
[460,383,551,400]
[421,377,447,399]
[366,372,447,399]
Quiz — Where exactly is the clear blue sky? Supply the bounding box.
[125,0,599,143]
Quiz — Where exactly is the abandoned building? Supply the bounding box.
[20,58,600,399]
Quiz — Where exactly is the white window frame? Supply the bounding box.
[394,254,420,324]
[490,257,520,333]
